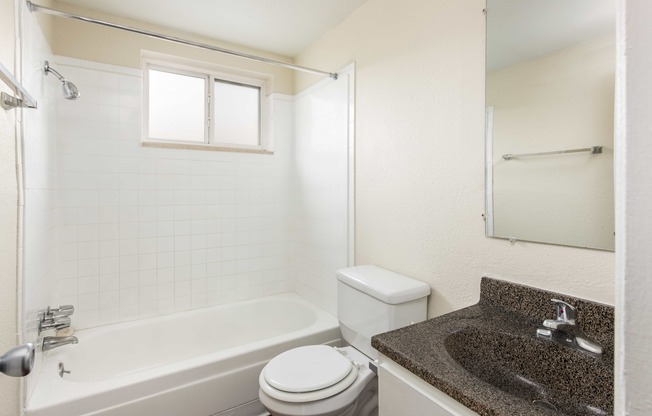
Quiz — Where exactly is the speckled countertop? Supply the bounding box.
[371,277,614,416]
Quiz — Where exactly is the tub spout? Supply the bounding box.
[42,336,78,352]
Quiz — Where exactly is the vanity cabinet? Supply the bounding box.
[378,355,479,416]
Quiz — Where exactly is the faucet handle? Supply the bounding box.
[550,299,577,324]
[47,305,74,317]
[38,316,71,334]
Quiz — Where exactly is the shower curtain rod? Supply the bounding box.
[26,1,338,80]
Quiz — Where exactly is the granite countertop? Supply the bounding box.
[371,277,614,416]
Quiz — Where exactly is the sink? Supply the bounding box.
[444,328,613,416]
[372,278,615,416]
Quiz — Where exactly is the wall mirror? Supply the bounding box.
[485,0,615,251]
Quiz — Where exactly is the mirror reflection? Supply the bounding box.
[485,0,615,251]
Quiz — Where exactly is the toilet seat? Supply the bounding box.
[260,346,359,403]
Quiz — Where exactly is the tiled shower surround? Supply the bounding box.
[33,57,352,329]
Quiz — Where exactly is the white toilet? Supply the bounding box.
[258,265,430,416]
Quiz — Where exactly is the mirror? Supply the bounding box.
[485,0,615,251]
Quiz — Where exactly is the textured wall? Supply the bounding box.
[0,0,19,413]
[296,0,615,317]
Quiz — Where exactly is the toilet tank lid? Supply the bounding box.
[336,265,430,304]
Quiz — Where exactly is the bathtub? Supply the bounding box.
[26,293,341,416]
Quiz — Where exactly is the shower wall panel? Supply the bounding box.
[291,68,354,316]
[19,0,58,402]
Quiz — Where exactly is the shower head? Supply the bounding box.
[44,61,81,100]
[62,81,80,100]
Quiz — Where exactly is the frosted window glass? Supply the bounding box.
[148,69,205,142]
[213,80,260,146]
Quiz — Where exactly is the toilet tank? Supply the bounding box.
[336,265,430,359]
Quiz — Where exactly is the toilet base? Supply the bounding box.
[260,376,378,416]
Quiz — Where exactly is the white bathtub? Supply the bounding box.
[26,293,341,416]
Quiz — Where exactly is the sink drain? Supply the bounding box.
[533,400,558,411]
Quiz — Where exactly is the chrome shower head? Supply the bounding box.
[44,60,81,100]
[62,81,80,100]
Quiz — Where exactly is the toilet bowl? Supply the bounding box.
[258,265,430,416]
[259,346,377,416]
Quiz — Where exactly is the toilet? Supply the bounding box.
[258,265,430,416]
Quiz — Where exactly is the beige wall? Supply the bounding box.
[488,36,615,250]
[48,0,295,94]
[0,0,19,413]
[296,0,614,317]
[33,0,54,42]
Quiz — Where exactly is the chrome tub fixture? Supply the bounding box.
[42,336,79,352]
[38,305,75,334]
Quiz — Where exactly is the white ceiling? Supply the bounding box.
[487,0,615,71]
[54,0,369,57]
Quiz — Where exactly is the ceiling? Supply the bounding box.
[54,0,369,57]
[487,0,615,71]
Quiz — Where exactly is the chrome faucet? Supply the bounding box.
[536,299,603,355]
[42,336,78,352]
[46,305,74,317]
[38,305,74,334]
[38,316,71,334]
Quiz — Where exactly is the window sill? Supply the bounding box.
[142,141,274,155]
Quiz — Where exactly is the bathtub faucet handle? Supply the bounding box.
[38,316,71,334]
[47,305,74,317]
[38,305,75,334]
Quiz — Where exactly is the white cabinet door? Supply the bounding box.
[378,355,479,416]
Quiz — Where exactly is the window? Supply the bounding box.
[213,79,261,147]
[143,59,270,153]
[148,68,207,143]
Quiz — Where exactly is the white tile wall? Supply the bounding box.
[291,68,354,316]
[22,50,352,341]
[52,58,293,328]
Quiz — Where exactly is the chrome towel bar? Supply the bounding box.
[502,146,603,161]
[0,62,37,109]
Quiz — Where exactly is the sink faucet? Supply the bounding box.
[536,299,603,355]
[42,336,78,352]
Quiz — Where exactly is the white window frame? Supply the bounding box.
[142,57,271,153]
[144,64,210,145]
